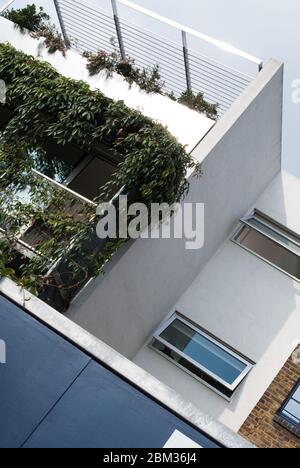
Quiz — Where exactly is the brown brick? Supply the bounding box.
[239,347,300,448]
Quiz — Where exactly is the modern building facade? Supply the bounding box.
[0,0,299,449]
[0,284,226,448]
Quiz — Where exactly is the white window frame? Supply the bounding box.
[150,312,253,399]
[232,209,300,283]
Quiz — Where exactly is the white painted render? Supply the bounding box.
[134,171,300,433]
[0,17,214,152]
[68,59,283,360]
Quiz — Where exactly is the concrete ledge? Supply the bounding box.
[191,58,284,166]
[0,277,254,448]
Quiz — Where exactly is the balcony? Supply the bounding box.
[0,152,97,305]
[0,1,267,313]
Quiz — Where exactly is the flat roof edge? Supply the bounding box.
[190,58,284,169]
[0,277,255,448]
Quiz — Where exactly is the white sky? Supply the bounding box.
[2,0,300,177]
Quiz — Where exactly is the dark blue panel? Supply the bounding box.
[0,295,90,448]
[24,361,219,448]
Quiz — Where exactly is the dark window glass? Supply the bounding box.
[68,157,116,200]
[275,380,300,437]
[235,224,300,280]
[151,339,234,399]
[151,316,253,398]
[28,140,85,184]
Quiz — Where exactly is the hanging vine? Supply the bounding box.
[83,48,219,119]
[0,43,195,308]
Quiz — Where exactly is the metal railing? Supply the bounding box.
[53,0,263,116]
[31,169,97,207]
[0,0,263,116]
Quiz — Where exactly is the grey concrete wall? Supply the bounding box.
[67,59,283,359]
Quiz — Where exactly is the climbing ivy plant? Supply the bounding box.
[1,4,49,32]
[0,43,195,308]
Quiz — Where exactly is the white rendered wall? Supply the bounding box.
[135,171,300,433]
[67,59,284,359]
[0,17,214,152]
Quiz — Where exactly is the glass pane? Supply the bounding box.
[292,385,300,403]
[151,339,234,398]
[68,157,116,201]
[28,141,84,184]
[160,319,246,385]
[0,182,45,232]
[235,225,300,280]
[283,399,300,423]
[247,215,300,256]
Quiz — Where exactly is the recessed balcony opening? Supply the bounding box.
[29,140,86,184]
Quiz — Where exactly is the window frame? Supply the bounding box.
[275,380,300,438]
[231,209,300,283]
[150,312,254,399]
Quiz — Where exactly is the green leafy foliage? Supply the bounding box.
[2,4,68,55]
[83,48,164,94]
[83,48,218,118]
[3,4,218,117]
[0,44,194,308]
[31,24,68,56]
[2,4,49,32]
[178,90,219,120]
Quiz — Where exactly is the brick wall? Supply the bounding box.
[239,347,300,448]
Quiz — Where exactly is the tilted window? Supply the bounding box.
[150,313,253,399]
[232,210,300,281]
[275,380,300,438]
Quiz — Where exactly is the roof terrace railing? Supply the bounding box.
[0,0,263,116]
[53,0,263,116]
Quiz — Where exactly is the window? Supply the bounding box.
[233,210,300,281]
[67,156,116,200]
[275,380,300,438]
[28,141,118,201]
[150,313,253,399]
[29,140,85,184]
